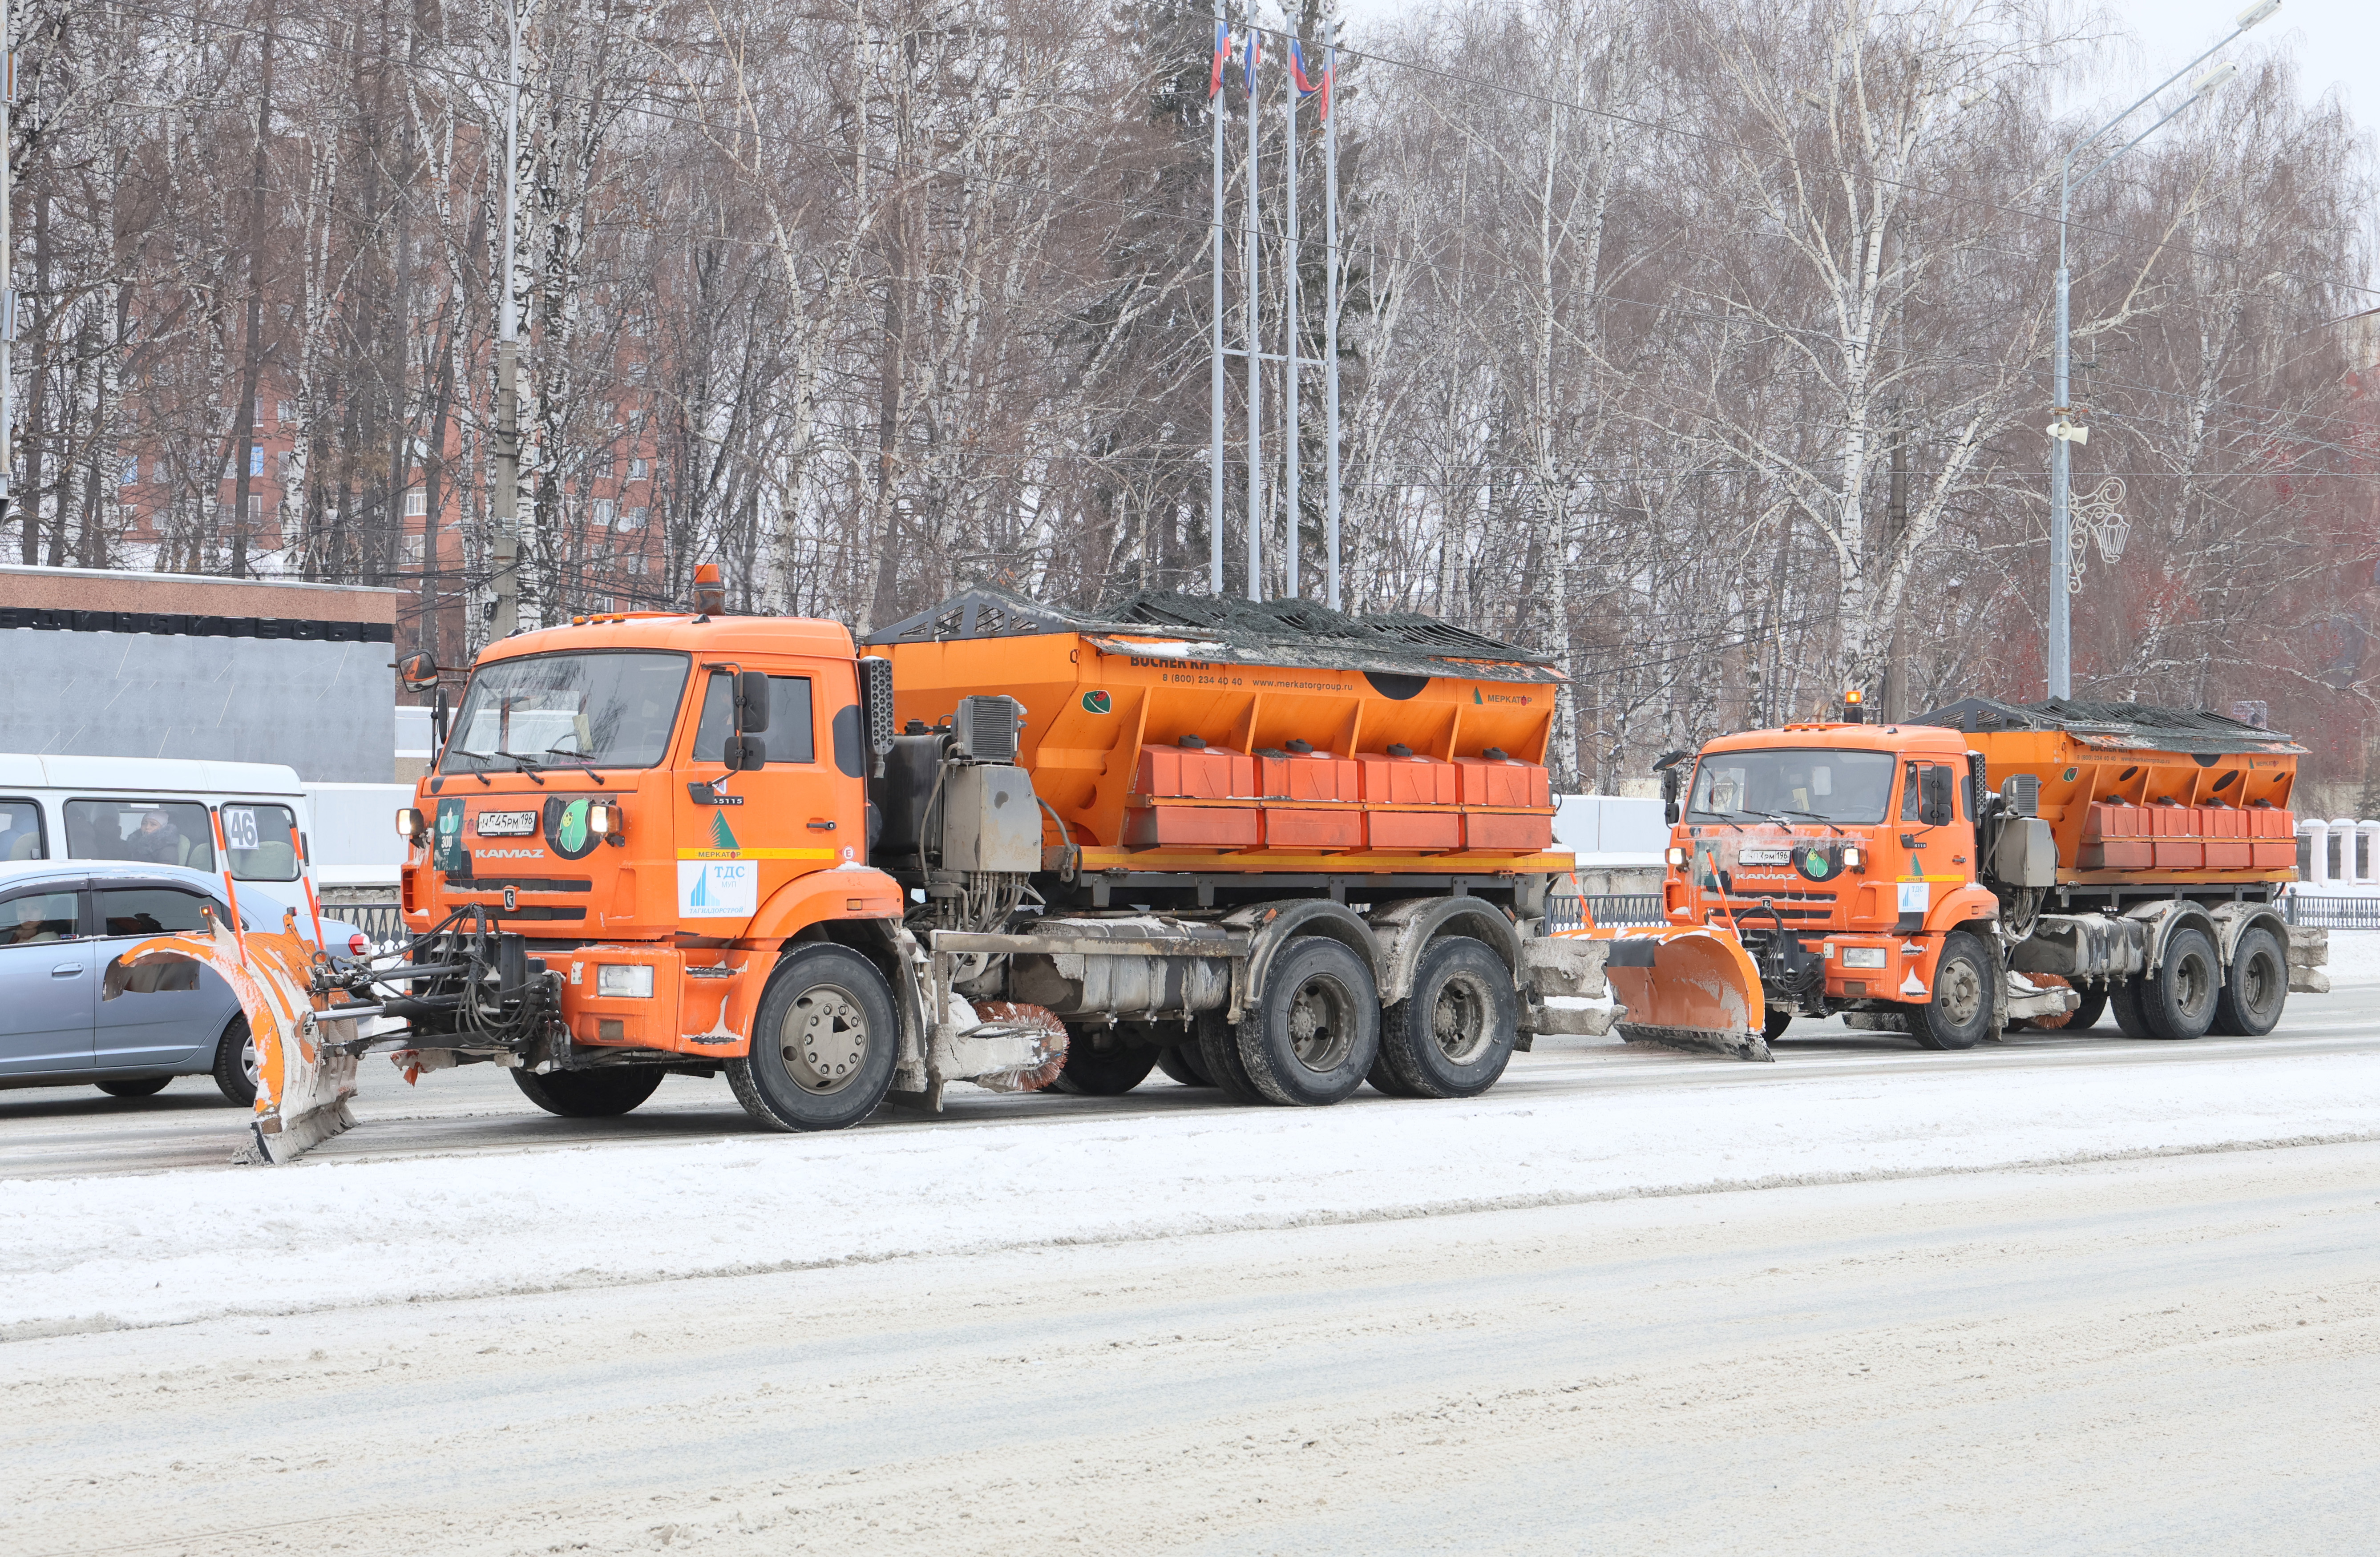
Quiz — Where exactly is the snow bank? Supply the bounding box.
[2320,930,2380,984]
[6,1050,2380,1336]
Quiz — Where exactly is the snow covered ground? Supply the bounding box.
[8,1041,2380,1339]
[2320,928,2380,982]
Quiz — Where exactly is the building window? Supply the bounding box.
[593,499,617,526]
[275,400,295,425]
[404,489,427,517]
[621,506,647,531]
[246,495,263,522]
[628,457,648,480]
[249,444,264,477]
[400,534,424,567]
[121,458,140,485]
[276,450,295,480]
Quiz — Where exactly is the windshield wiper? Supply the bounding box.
[450,748,544,785]
[1765,808,1845,835]
[543,745,608,784]
[449,748,497,786]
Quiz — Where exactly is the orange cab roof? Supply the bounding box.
[1703,722,1970,756]
[475,613,857,665]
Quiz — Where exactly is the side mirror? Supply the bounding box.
[1999,773,2040,818]
[432,685,450,748]
[1920,765,1956,827]
[723,733,767,772]
[1661,768,1683,826]
[398,652,440,693]
[735,670,772,734]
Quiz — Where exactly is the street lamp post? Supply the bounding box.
[2048,0,2277,699]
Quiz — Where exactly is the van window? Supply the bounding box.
[0,797,43,862]
[65,800,218,872]
[219,803,302,881]
[693,672,816,765]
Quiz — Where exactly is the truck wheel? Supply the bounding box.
[1051,1037,1160,1096]
[2109,977,2154,1040]
[96,1077,171,1098]
[1238,937,1381,1107]
[1376,937,1516,1099]
[1195,1009,1270,1106]
[2062,986,2108,1032]
[1763,1008,1794,1043]
[513,1064,667,1117]
[1908,932,1992,1051]
[212,1016,258,1107]
[2210,926,2287,1037]
[1156,1043,1215,1088]
[2135,926,2221,1041]
[727,945,898,1130]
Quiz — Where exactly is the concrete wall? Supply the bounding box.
[0,565,398,782]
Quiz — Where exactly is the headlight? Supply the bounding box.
[596,964,655,999]
[1665,846,1687,867]
[396,806,424,839]
[1843,845,1864,869]
[1841,946,1888,970]
[588,801,617,837]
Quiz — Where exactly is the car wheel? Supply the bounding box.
[96,1077,171,1098]
[212,1016,258,1107]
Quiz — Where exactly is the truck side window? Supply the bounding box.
[1900,765,1921,822]
[1901,763,1958,824]
[693,673,816,765]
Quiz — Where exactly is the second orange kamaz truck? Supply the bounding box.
[1595,694,2308,1060]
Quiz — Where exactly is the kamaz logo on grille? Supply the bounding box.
[502,886,518,911]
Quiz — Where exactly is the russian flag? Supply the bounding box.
[1243,26,1261,84]
[1208,22,1228,99]
[1290,38,1332,119]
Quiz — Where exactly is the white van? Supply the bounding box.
[0,754,323,895]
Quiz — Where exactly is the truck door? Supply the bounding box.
[674,667,842,927]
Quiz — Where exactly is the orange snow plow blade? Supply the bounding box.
[107,909,365,1163]
[1575,924,1771,1062]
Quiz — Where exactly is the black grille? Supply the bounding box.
[449,878,593,894]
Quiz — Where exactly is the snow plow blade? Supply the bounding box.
[1574,924,1770,1062]
[109,912,364,1163]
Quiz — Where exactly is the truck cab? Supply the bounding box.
[1660,720,2008,1046]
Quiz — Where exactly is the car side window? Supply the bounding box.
[0,888,83,947]
[0,797,45,862]
[96,887,215,939]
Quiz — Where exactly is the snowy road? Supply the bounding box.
[4,979,2380,1182]
[6,1142,2377,1555]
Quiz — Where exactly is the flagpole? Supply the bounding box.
[1242,14,1262,602]
[1322,21,1341,612]
[1282,29,1301,603]
[1209,2,1226,595]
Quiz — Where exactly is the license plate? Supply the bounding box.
[477,810,539,837]
[1739,848,1790,865]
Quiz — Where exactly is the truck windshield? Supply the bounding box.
[440,651,691,773]
[1687,748,1897,825]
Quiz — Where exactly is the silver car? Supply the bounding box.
[0,860,370,1105]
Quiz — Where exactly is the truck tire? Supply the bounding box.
[2109,976,2154,1040]
[727,945,898,1130]
[2065,986,2108,1032]
[2134,926,2221,1041]
[1763,1009,1794,1043]
[513,1064,667,1117]
[212,1016,258,1107]
[2210,926,2287,1037]
[1156,1044,1215,1088]
[1195,1009,1270,1106]
[1376,937,1516,1099]
[96,1077,171,1098]
[1237,937,1381,1107]
[1908,931,1992,1051]
[1051,1037,1160,1096]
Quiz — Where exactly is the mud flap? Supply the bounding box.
[109,913,364,1163]
[1576,926,1771,1061]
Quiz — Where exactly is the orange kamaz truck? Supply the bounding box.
[1596,694,2308,1060]
[190,580,1610,1158]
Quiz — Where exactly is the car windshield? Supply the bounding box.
[1687,748,1898,825]
[440,651,691,774]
